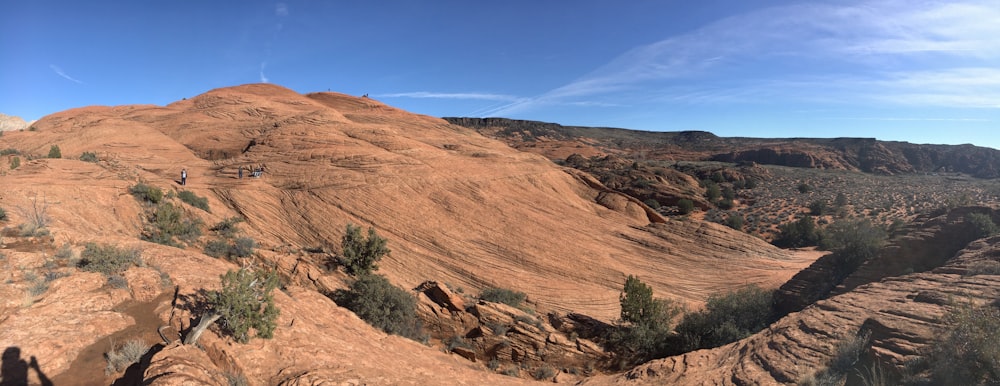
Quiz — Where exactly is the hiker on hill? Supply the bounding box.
[181,168,187,186]
[238,166,243,179]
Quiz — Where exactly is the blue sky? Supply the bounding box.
[3,1,999,149]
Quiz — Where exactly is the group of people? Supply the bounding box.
[237,165,265,179]
[178,165,265,186]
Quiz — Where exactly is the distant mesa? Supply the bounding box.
[446,117,1000,179]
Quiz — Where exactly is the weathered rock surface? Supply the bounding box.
[582,236,1000,385]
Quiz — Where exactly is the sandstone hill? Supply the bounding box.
[446,117,1000,178]
[0,113,32,132]
[0,84,817,384]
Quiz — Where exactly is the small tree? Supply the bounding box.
[339,223,390,276]
[819,218,885,276]
[966,212,999,240]
[47,145,61,159]
[620,275,661,326]
[198,267,280,344]
[677,199,695,215]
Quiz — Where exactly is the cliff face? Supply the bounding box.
[448,117,1000,178]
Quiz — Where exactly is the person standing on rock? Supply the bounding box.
[238,166,243,179]
[181,168,187,186]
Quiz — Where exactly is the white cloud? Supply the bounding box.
[275,3,289,17]
[259,62,269,83]
[49,64,82,84]
[491,0,1000,116]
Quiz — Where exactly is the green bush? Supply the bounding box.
[47,145,61,159]
[772,215,821,248]
[10,156,20,170]
[207,268,280,343]
[902,303,1000,385]
[142,202,202,246]
[798,182,812,193]
[704,181,721,202]
[78,243,143,277]
[480,287,527,309]
[129,183,163,204]
[966,212,999,240]
[79,151,98,162]
[677,199,695,215]
[178,190,210,212]
[330,274,423,340]
[204,237,256,259]
[211,217,245,239]
[338,223,390,276]
[819,219,886,277]
[605,275,682,368]
[809,200,828,215]
[532,366,557,380]
[725,213,745,231]
[0,148,18,156]
[0,207,6,221]
[675,285,774,351]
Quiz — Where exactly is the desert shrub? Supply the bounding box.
[725,213,745,231]
[78,243,143,277]
[129,183,163,204]
[47,145,61,159]
[204,239,232,258]
[501,367,520,377]
[802,331,872,386]
[677,199,695,215]
[965,260,1000,276]
[966,212,999,240]
[798,182,812,193]
[704,181,721,202]
[717,198,735,210]
[532,366,557,380]
[480,287,527,309]
[330,274,423,340]
[16,195,51,236]
[834,192,848,207]
[605,275,682,367]
[104,338,150,375]
[0,207,6,221]
[204,237,256,259]
[143,202,202,246]
[207,268,280,343]
[9,156,19,170]
[79,151,98,162]
[338,223,390,276]
[809,200,828,215]
[675,285,774,351]
[107,274,129,289]
[211,217,245,238]
[722,186,736,201]
[0,148,18,156]
[178,190,210,212]
[819,219,886,277]
[54,243,74,260]
[772,215,821,248]
[903,303,1000,385]
[643,199,661,209]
